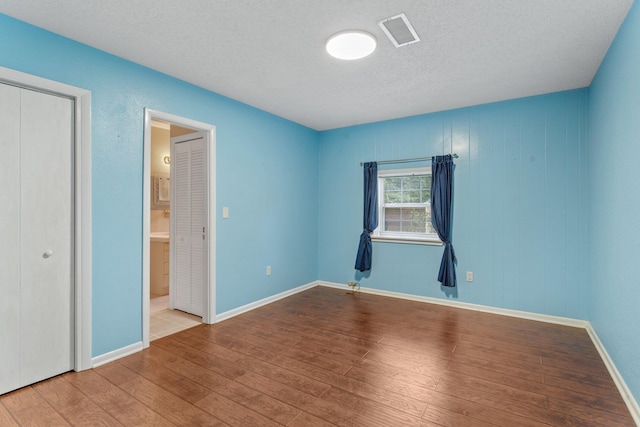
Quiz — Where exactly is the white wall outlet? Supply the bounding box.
[466,271,474,282]
[222,206,229,219]
[266,265,271,276]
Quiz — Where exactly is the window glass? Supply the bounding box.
[374,168,440,243]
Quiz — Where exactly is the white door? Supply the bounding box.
[0,82,22,394]
[0,83,74,395]
[171,132,207,317]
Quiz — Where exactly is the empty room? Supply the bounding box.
[0,1,639,425]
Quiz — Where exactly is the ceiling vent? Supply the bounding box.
[378,13,420,47]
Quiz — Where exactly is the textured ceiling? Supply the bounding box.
[0,0,633,130]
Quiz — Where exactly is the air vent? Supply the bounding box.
[378,13,420,47]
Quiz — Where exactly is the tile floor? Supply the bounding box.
[150,294,170,314]
[150,295,201,341]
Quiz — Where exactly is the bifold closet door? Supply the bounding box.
[0,83,74,395]
[0,83,23,394]
[172,132,207,317]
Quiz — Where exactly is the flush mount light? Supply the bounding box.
[325,30,377,60]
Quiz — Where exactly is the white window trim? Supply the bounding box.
[373,167,442,246]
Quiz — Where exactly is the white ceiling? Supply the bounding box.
[0,0,633,130]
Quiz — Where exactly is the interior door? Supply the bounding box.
[0,83,74,395]
[0,83,22,394]
[171,132,207,317]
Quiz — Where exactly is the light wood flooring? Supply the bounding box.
[0,286,635,426]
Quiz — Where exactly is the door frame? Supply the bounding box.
[142,109,216,348]
[0,66,92,371]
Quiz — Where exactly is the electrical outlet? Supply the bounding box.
[266,266,271,276]
[466,271,473,282]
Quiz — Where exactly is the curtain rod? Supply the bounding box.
[359,153,458,166]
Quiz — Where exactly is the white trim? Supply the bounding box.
[372,236,443,246]
[91,276,640,422]
[143,109,217,349]
[319,280,640,421]
[91,342,143,368]
[378,167,429,177]
[375,166,440,244]
[94,281,318,363]
[75,78,92,372]
[319,281,588,328]
[0,66,92,371]
[586,325,640,425]
[215,281,319,323]
[208,126,217,323]
[142,112,152,348]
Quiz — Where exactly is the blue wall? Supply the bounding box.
[0,14,319,357]
[588,0,640,402]
[318,90,589,320]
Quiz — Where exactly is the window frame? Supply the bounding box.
[372,167,442,246]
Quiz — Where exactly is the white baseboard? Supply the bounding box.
[90,281,319,368]
[91,341,143,368]
[87,280,639,423]
[586,325,640,425]
[215,281,319,323]
[319,280,639,423]
[319,281,588,328]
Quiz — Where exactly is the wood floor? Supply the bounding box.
[0,286,635,426]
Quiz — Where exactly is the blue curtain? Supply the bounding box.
[355,162,378,271]
[431,155,456,287]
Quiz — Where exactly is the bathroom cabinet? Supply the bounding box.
[150,241,170,296]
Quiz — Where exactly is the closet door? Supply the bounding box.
[0,83,22,394]
[20,88,74,386]
[0,83,74,395]
[172,132,207,317]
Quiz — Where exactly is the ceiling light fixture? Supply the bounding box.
[325,30,377,60]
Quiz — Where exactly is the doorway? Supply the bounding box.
[143,109,216,348]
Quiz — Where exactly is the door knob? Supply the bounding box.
[43,250,53,259]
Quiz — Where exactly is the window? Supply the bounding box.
[373,168,441,244]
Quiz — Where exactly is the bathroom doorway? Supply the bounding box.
[142,109,216,348]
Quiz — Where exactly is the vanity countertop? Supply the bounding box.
[150,231,169,242]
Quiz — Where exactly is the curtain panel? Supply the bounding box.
[431,155,456,287]
[355,162,378,271]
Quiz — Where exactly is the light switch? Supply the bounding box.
[222,207,229,219]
